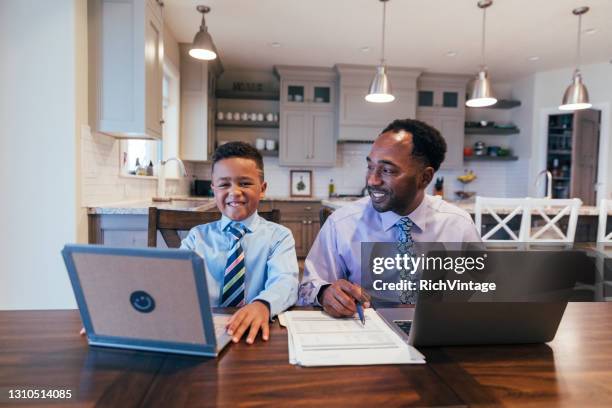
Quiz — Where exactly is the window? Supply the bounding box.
[120,61,180,177]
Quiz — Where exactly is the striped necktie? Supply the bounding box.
[396,217,417,304]
[221,223,247,307]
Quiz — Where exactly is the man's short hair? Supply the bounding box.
[381,119,447,171]
[212,141,264,180]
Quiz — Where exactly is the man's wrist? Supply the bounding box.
[317,284,331,305]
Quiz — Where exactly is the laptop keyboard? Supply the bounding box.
[393,320,412,335]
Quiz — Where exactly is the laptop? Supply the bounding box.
[377,250,588,347]
[62,244,232,357]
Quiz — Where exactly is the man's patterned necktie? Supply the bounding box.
[396,217,417,304]
[221,223,247,307]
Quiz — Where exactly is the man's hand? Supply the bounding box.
[226,301,270,344]
[320,280,371,318]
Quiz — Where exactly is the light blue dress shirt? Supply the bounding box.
[181,211,299,317]
[298,195,481,305]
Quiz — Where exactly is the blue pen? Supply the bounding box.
[356,302,365,326]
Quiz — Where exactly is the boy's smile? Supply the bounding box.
[212,157,267,221]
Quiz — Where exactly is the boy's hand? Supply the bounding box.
[320,279,371,318]
[226,301,270,344]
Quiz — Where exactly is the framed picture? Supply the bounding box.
[290,170,312,197]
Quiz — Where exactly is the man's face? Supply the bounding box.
[366,131,433,214]
[212,157,267,221]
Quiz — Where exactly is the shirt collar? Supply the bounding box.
[378,195,429,233]
[220,210,260,233]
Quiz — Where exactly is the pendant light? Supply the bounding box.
[466,0,497,108]
[366,0,395,103]
[189,5,217,60]
[559,7,591,111]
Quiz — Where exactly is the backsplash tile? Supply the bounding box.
[80,126,192,206]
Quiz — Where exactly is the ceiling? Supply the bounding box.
[164,0,612,80]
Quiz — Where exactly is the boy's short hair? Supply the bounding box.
[381,118,447,171]
[212,141,265,180]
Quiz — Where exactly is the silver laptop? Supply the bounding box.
[62,244,232,357]
[377,250,586,347]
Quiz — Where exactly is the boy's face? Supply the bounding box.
[212,157,267,221]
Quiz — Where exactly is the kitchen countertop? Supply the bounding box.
[87,196,327,215]
[322,197,601,216]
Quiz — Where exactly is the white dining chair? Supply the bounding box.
[597,199,612,244]
[474,196,528,244]
[522,198,582,244]
[595,199,612,301]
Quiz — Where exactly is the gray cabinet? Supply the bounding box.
[416,74,470,170]
[88,0,164,139]
[335,64,421,142]
[280,109,335,166]
[179,44,222,162]
[275,66,337,167]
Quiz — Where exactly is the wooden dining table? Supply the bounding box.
[1,303,611,407]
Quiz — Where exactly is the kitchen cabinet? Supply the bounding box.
[334,64,421,142]
[416,110,464,169]
[280,109,335,166]
[89,200,320,256]
[274,201,322,258]
[179,44,222,161]
[275,66,337,167]
[88,0,164,139]
[416,73,470,170]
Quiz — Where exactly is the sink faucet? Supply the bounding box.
[534,170,552,199]
[157,157,187,198]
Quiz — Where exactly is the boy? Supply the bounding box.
[181,141,298,345]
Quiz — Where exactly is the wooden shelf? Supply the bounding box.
[467,99,521,109]
[465,127,520,135]
[215,90,280,101]
[464,155,519,161]
[216,120,279,129]
[548,149,572,155]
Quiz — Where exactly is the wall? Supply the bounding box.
[529,62,612,200]
[192,143,370,197]
[0,0,79,310]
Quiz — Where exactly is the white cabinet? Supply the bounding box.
[88,0,164,139]
[280,109,335,166]
[179,44,222,162]
[416,111,464,169]
[275,66,337,167]
[416,73,470,170]
[335,64,421,142]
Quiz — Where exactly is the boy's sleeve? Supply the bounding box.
[252,228,299,318]
[179,228,197,250]
[297,216,346,306]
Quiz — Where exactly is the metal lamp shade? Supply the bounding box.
[466,70,497,107]
[189,29,217,60]
[559,70,591,111]
[365,65,395,103]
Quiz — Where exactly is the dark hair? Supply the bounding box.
[212,141,265,180]
[381,119,447,171]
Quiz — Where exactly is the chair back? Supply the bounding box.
[597,199,612,243]
[148,208,281,248]
[523,198,582,243]
[474,196,528,243]
[319,207,334,226]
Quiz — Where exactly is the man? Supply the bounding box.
[298,119,481,317]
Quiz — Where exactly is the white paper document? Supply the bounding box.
[283,309,425,366]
